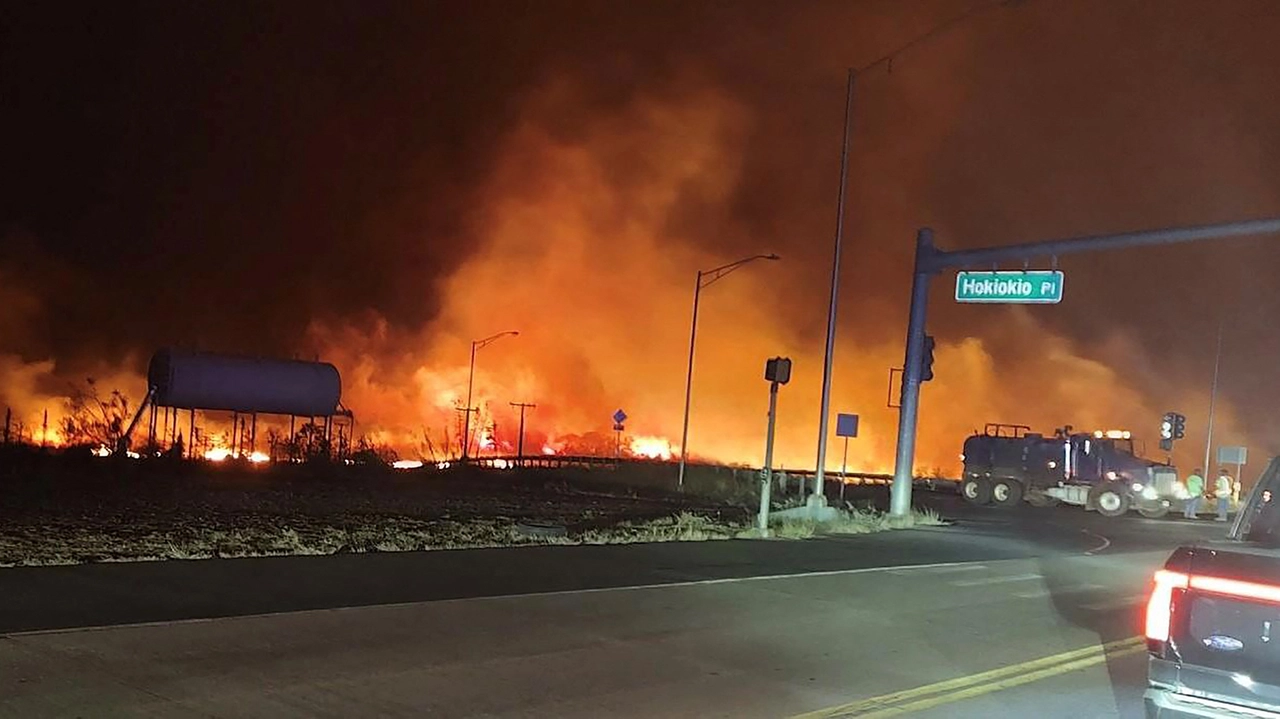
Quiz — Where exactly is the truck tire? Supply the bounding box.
[961,477,992,505]
[991,478,1024,508]
[1091,482,1130,518]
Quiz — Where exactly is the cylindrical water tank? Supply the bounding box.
[147,348,342,416]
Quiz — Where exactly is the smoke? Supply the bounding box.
[3,0,1276,477]
[307,69,1261,476]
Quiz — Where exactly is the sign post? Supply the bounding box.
[954,270,1064,304]
[759,357,792,534]
[613,409,627,460]
[835,413,859,502]
[1218,446,1247,498]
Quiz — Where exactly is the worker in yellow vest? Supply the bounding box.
[1215,468,1234,522]
[1183,468,1204,519]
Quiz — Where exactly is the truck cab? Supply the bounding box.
[1145,456,1280,717]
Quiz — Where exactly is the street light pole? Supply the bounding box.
[677,273,702,490]
[1203,319,1224,476]
[812,68,855,504]
[676,253,780,491]
[462,330,519,460]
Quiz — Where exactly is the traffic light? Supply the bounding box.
[1160,412,1187,447]
[921,335,936,382]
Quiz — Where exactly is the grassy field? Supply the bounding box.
[0,449,945,566]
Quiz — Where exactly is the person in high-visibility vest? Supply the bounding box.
[1215,468,1234,522]
[1183,468,1205,519]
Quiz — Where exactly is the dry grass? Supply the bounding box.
[770,506,949,539]
[0,501,952,562]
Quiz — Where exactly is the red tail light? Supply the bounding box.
[1145,569,1280,643]
[1146,570,1188,642]
[1190,575,1280,604]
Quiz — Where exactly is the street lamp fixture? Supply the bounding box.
[677,253,780,491]
[462,330,519,459]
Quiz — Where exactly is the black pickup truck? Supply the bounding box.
[1145,456,1280,718]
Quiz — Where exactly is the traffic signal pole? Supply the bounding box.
[888,228,935,518]
[889,217,1280,519]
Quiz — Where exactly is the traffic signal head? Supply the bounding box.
[1173,413,1186,440]
[921,335,936,382]
[1160,413,1174,441]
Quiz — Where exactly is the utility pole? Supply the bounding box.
[889,217,1280,519]
[510,402,536,462]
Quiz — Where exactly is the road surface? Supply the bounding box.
[0,494,1228,718]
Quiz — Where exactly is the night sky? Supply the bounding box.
[5,0,1280,466]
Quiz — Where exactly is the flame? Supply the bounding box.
[204,447,233,462]
[629,435,673,460]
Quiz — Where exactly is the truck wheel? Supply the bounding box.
[1137,503,1170,519]
[961,477,992,505]
[1091,482,1131,518]
[991,478,1024,508]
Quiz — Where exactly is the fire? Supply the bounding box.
[629,435,673,460]
[204,447,233,462]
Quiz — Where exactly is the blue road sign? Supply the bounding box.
[836,413,859,438]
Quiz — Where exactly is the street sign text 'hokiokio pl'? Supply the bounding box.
[954,270,1064,304]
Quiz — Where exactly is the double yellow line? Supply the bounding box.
[791,636,1145,718]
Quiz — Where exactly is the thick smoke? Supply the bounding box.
[2,0,1276,476]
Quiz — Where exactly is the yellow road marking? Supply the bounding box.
[790,636,1144,719]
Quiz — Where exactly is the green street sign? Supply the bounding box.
[954,270,1064,304]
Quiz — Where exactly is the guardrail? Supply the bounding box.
[437,455,957,487]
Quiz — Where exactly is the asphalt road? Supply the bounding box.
[0,493,1230,718]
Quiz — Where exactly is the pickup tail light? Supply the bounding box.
[1146,570,1188,643]
[1145,569,1280,644]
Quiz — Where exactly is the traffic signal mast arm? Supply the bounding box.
[890,217,1280,519]
[917,217,1280,274]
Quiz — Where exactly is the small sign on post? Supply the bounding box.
[955,270,1064,304]
[612,409,627,459]
[835,413,859,501]
[836,413,859,438]
[1218,446,1247,466]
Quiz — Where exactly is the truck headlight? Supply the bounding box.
[1132,482,1145,493]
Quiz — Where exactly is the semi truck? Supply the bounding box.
[960,423,1185,519]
